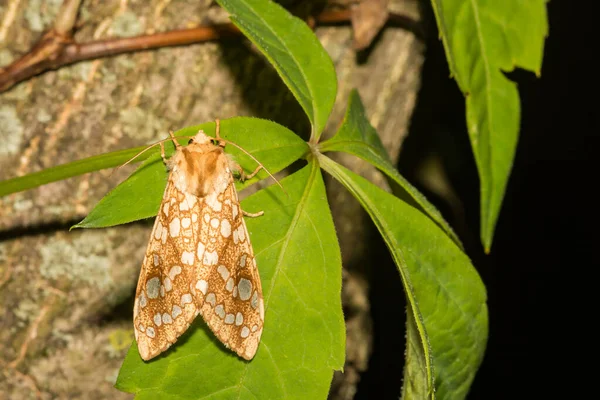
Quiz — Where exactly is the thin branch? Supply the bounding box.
[0,24,240,92]
[0,9,421,93]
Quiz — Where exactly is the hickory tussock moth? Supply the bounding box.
[133,120,265,361]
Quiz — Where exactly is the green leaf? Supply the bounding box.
[402,313,434,399]
[320,156,488,400]
[116,162,345,399]
[216,0,337,141]
[431,0,549,251]
[320,90,462,248]
[0,146,149,198]
[73,118,308,229]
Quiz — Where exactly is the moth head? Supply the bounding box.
[188,130,212,145]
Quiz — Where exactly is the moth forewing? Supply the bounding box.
[133,127,265,361]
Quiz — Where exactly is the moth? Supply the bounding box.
[133,120,265,361]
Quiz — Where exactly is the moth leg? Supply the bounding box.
[214,119,226,147]
[230,162,265,216]
[242,210,264,218]
[168,130,181,148]
[159,141,168,164]
[240,165,263,182]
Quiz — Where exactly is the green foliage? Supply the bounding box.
[431,0,548,251]
[0,146,148,197]
[320,157,487,399]
[320,90,463,248]
[217,0,337,140]
[0,0,549,398]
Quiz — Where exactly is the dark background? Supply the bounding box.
[356,1,594,398]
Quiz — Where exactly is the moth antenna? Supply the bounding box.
[112,132,186,176]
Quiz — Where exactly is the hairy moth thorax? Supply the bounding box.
[133,122,265,361]
[169,131,230,197]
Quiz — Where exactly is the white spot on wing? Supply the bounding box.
[163,202,170,217]
[182,217,191,228]
[239,254,247,268]
[241,326,250,338]
[217,265,230,281]
[226,278,234,292]
[238,278,252,301]
[169,217,181,238]
[215,304,225,319]
[139,292,147,308]
[181,251,195,265]
[225,314,235,324]
[221,219,231,238]
[146,327,156,338]
[172,305,182,319]
[206,293,216,306]
[154,223,163,240]
[153,254,160,266]
[169,265,182,280]
[181,293,193,305]
[154,313,162,326]
[203,250,218,266]
[237,225,246,242]
[164,277,172,292]
[162,313,173,324]
[146,277,160,299]
[206,193,222,212]
[251,291,258,309]
[235,312,243,326]
[196,279,208,295]
[179,193,197,211]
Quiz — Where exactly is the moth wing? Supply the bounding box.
[133,178,202,360]
[194,170,265,360]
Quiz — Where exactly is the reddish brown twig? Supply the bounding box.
[0,24,240,92]
[0,8,421,93]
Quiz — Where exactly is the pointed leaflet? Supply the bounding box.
[320,90,462,248]
[74,118,307,229]
[431,0,548,250]
[321,156,488,400]
[117,163,345,399]
[216,0,337,140]
[0,146,148,198]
